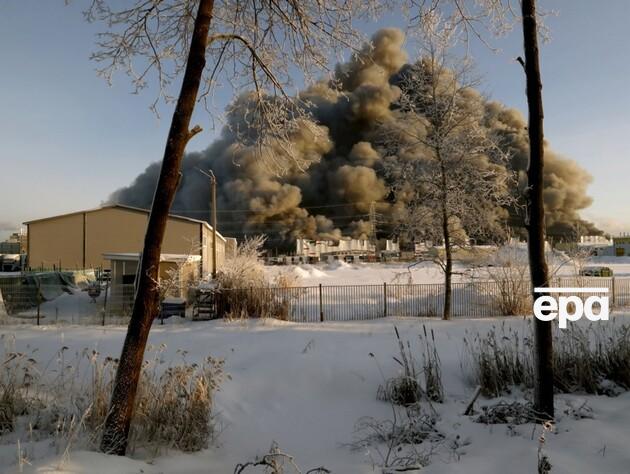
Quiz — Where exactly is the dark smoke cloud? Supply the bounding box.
[110,28,598,243]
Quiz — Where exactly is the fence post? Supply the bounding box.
[383,282,387,317]
[319,284,324,322]
[612,277,616,308]
[102,279,109,326]
[36,280,41,326]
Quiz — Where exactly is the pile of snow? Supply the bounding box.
[266,261,458,286]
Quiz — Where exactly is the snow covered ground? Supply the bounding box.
[2,315,630,473]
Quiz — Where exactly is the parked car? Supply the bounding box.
[579,266,613,277]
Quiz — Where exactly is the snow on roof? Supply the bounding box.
[103,252,202,263]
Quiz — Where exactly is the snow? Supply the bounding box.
[265,255,630,287]
[266,261,458,286]
[2,315,630,473]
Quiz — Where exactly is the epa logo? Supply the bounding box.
[533,287,609,329]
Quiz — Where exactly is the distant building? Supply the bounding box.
[0,232,26,254]
[578,235,613,256]
[295,238,399,263]
[24,204,227,274]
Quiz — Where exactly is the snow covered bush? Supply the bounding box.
[216,236,268,290]
[0,341,227,458]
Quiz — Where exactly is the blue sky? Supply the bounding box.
[1,0,629,240]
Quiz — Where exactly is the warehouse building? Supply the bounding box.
[24,204,227,275]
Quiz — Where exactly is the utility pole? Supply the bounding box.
[369,201,378,261]
[197,168,218,279]
[369,201,377,243]
[210,170,218,279]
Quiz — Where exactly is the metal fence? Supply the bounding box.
[1,277,628,325]
[209,277,627,322]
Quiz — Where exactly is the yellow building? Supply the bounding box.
[24,204,226,274]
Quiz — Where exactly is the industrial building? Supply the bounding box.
[293,238,400,263]
[24,204,227,274]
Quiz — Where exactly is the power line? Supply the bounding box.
[170,201,389,214]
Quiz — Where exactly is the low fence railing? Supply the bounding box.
[1,276,628,325]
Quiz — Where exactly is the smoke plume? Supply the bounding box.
[110,28,599,245]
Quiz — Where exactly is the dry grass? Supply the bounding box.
[377,326,444,406]
[0,337,227,458]
[463,321,630,397]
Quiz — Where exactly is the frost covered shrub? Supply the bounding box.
[0,340,227,458]
[216,236,268,290]
[486,245,531,316]
[214,236,300,320]
[464,321,630,397]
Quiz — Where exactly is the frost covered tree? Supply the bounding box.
[380,17,514,320]
[84,0,388,455]
[405,0,555,417]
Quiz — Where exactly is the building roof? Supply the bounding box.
[103,252,202,263]
[23,204,227,242]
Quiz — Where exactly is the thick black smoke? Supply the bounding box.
[110,28,599,245]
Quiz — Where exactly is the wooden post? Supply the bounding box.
[384,282,388,317]
[319,284,324,322]
[612,277,616,308]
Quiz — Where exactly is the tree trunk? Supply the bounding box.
[100,0,215,455]
[442,203,452,320]
[438,156,452,320]
[521,0,554,419]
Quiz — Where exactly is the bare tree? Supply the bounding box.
[520,0,553,418]
[85,0,385,455]
[380,17,513,320]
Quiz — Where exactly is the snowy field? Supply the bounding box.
[2,315,630,473]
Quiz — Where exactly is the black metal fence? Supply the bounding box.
[214,277,627,322]
[1,276,628,325]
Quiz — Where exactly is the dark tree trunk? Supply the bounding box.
[521,0,554,419]
[442,214,452,320]
[440,160,452,320]
[100,0,215,455]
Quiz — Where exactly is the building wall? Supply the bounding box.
[27,213,84,269]
[27,206,226,271]
[201,225,226,274]
[85,207,147,268]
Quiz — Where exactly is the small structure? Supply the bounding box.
[104,252,201,315]
[612,235,630,257]
[0,254,24,272]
